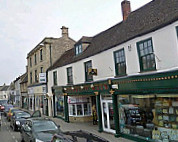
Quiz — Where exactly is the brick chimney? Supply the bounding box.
[61,26,68,38]
[121,0,131,21]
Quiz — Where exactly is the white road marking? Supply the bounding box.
[12,136,15,139]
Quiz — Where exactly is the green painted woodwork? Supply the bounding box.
[112,94,120,137]
[137,38,156,72]
[96,93,103,132]
[121,134,152,142]
[64,95,69,123]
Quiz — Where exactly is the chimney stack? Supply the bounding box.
[61,26,68,38]
[121,0,131,21]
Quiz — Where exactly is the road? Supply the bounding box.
[0,114,21,142]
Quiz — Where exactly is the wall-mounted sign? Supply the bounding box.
[39,73,46,83]
[88,68,97,76]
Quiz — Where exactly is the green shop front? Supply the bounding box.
[52,70,178,142]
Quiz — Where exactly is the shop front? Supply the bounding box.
[112,70,178,141]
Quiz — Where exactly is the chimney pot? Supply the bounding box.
[121,0,131,21]
[61,26,68,38]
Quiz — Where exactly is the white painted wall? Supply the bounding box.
[48,21,178,96]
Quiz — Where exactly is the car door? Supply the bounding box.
[23,120,33,142]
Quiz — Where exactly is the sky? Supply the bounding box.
[0,0,152,85]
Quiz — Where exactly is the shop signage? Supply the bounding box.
[39,73,46,83]
[68,96,89,104]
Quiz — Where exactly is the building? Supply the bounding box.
[47,0,178,141]
[0,84,10,100]
[20,72,28,109]
[27,26,75,116]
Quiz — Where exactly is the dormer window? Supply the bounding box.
[75,44,82,55]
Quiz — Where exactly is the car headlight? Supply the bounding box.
[16,121,20,125]
[35,139,44,142]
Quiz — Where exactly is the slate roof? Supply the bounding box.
[20,73,28,84]
[75,36,93,45]
[48,0,178,71]
[0,85,10,91]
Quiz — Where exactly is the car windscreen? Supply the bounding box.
[15,112,31,119]
[33,120,58,132]
[11,109,20,113]
[5,105,13,111]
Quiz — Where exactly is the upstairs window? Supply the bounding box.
[84,60,93,82]
[137,38,156,71]
[114,49,126,76]
[67,67,73,84]
[75,44,82,55]
[53,71,57,86]
[34,53,37,65]
[40,49,43,61]
[30,72,32,84]
[30,57,32,67]
[40,67,43,73]
[35,70,38,83]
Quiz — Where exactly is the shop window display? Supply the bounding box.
[68,96,91,116]
[118,95,178,141]
[55,96,64,118]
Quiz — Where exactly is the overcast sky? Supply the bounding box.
[0,0,152,85]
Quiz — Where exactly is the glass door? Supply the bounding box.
[101,100,115,133]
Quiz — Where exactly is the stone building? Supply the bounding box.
[27,26,75,116]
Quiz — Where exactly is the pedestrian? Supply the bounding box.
[92,104,97,125]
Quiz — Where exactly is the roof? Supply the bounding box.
[20,73,28,84]
[0,85,10,91]
[48,0,178,71]
[75,36,93,45]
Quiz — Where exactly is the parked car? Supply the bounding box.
[10,111,31,131]
[21,118,61,142]
[7,108,21,121]
[3,104,13,116]
[60,130,110,142]
[0,100,8,112]
[51,133,74,142]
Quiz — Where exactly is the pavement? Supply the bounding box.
[22,108,134,142]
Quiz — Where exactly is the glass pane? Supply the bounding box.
[103,103,108,128]
[77,104,83,115]
[144,42,147,48]
[148,40,152,46]
[139,43,143,50]
[109,103,115,130]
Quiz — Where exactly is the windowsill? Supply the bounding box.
[139,69,157,73]
[114,74,127,78]
[67,83,73,86]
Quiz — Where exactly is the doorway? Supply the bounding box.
[101,100,115,133]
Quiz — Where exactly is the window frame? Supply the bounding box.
[114,48,126,76]
[40,49,43,61]
[84,60,93,82]
[34,53,37,65]
[30,57,32,67]
[137,38,156,72]
[30,72,32,84]
[35,70,38,83]
[67,67,73,85]
[40,67,43,73]
[75,44,82,55]
[53,71,57,86]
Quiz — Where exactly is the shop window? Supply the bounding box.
[84,60,93,82]
[118,94,178,141]
[67,67,73,84]
[137,38,156,72]
[114,48,126,76]
[69,97,91,116]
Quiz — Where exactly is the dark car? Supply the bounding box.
[7,108,21,121]
[21,118,61,142]
[60,130,110,142]
[10,111,31,131]
[3,104,13,116]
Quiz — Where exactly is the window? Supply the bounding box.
[67,67,73,84]
[176,26,178,37]
[34,53,37,65]
[40,67,43,73]
[75,44,82,55]
[35,70,38,83]
[137,38,156,71]
[114,49,126,76]
[40,49,43,61]
[84,60,93,82]
[53,71,57,86]
[30,57,32,67]
[30,72,32,84]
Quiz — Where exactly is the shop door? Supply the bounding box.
[101,100,115,133]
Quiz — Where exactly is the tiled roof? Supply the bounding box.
[48,0,178,71]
